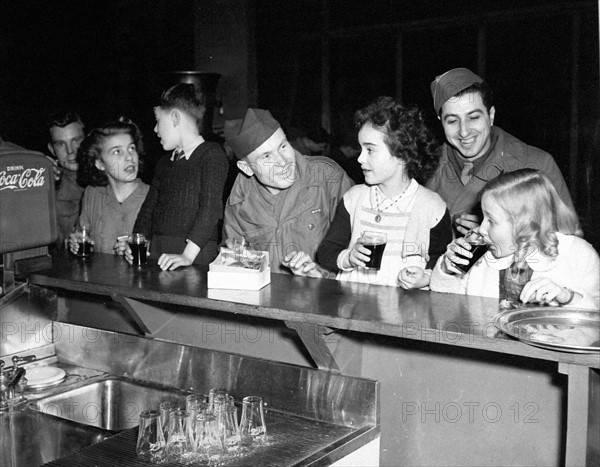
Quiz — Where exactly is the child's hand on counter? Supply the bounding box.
[398,266,430,289]
[520,277,577,306]
[157,241,199,270]
[158,253,192,271]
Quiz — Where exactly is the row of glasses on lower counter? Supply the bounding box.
[136,388,267,465]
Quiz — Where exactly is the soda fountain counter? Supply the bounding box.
[28,252,599,466]
[1,289,379,467]
[1,322,379,467]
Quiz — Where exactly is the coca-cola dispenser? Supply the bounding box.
[0,150,57,292]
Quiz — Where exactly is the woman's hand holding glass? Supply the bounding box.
[115,235,152,265]
[67,227,94,256]
[341,238,372,270]
[67,231,82,255]
[114,236,136,263]
[113,236,129,256]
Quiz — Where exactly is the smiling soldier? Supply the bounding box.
[223,108,353,273]
[426,67,574,236]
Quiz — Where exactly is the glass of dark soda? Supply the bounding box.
[75,226,93,257]
[361,231,387,270]
[455,230,488,274]
[128,233,148,266]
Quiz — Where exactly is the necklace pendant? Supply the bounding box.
[375,214,381,223]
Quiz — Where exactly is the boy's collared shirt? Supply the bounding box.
[170,136,205,161]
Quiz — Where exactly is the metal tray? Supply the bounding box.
[494,307,600,353]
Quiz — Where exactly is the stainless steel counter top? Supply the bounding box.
[29,252,600,368]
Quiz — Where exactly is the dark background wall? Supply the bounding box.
[255,0,599,246]
[1,0,599,246]
[0,0,196,175]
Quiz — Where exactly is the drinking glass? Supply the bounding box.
[185,395,207,451]
[195,412,224,462]
[225,394,236,408]
[75,225,94,257]
[361,231,387,270]
[218,404,241,456]
[455,230,489,274]
[159,400,183,440]
[208,387,228,413]
[186,393,207,413]
[128,233,148,266]
[136,410,165,463]
[503,265,532,304]
[233,237,246,263]
[164,409,191,463]
[239,396,267,446]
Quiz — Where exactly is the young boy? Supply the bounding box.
[129,83,229,270]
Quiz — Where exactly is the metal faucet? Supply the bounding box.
[0,355,36,411]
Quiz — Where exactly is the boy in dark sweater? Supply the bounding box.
[128,83,229,270]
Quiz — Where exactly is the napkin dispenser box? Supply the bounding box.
[207,249,270,290]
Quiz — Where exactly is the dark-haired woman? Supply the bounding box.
[284,97,452,288]
[67,119,149,255]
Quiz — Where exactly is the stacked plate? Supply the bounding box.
[26,366,67,389]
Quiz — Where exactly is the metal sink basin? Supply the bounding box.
[29,378,188,431]
[1,409,109,467]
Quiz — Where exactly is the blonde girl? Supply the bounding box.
[431,169,599,309]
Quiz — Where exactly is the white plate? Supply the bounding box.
[26,366,66,387]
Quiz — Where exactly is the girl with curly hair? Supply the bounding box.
[284,96,452,288]
[431,168,599,309]
[67,118,149,255]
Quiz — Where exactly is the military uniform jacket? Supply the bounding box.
[426,126,574,220]
[223,152,353,274]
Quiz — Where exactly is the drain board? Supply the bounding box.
[42,410,371,466]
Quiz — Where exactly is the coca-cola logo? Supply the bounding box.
[0,167,47,191]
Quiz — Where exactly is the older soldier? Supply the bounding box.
[224,108,353,273]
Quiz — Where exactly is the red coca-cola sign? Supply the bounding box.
[0,152,57,253]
